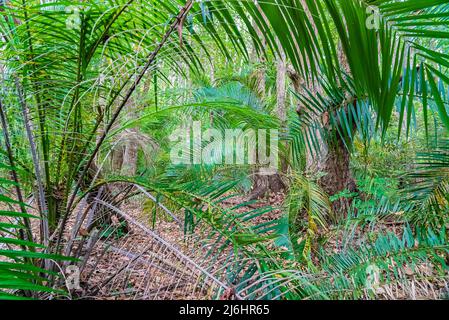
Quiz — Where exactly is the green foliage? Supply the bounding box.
[1,0,449,300]
[313,226,449,299]
[284,174,330,262]
[0,164,70,299]
[403,140,449,228]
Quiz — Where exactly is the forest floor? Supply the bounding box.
[80,192,448,300]
[79,192,285,300]
[1,192,448,300]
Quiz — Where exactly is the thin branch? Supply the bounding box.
[14,77,50,247]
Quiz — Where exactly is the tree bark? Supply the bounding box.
[317,124,357,215]
[287,66,357,218]
[111,145,124,172]
[122,131,138,176]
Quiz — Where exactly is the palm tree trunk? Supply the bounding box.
[287,67,356,218]
[112,145,124,172]
[317,127,357,215]
[57,1,194,252]
[122,131,138,176]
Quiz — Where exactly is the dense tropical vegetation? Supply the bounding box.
[1,0,449,300]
